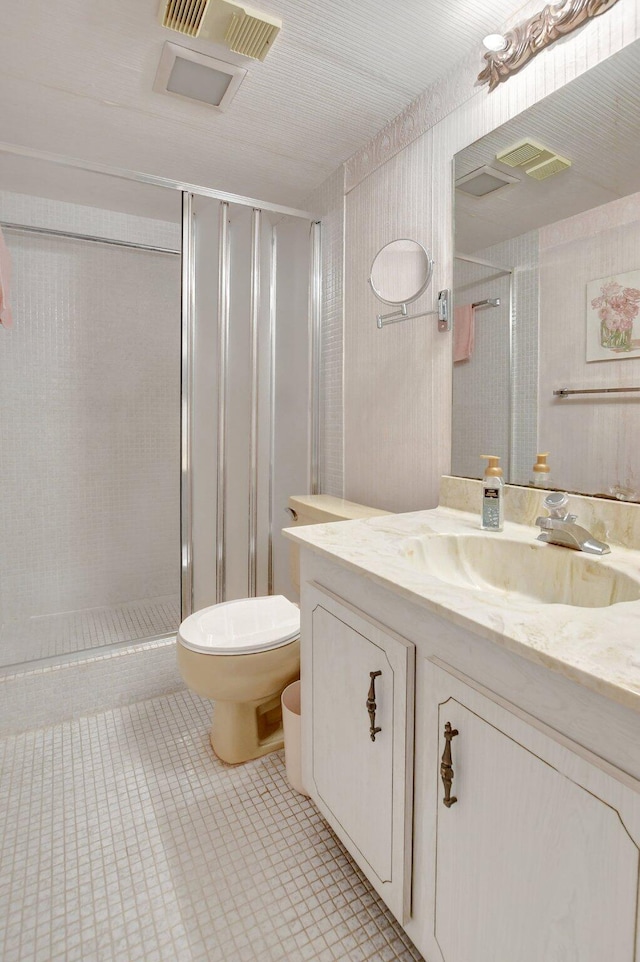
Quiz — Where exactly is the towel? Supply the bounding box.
[0,226,14,329]
[453,304,474,362]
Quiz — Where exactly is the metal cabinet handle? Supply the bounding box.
[440,721,459,807]
[366,671,382,741]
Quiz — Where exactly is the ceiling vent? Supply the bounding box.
[158,0,282,61]
[160,0,212,38]
[225,7,280,60]
[496,139,572,180]
[525,155,572,180]
[496,139,549,168]
[154,42,247,111]
[455,165,519,198]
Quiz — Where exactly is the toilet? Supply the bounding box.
[177,495,389,764]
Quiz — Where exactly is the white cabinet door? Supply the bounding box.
[306,585,414,923]
[425,660,640,962]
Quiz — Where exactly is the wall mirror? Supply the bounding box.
[452,38,640,502]
[370,238,434,305]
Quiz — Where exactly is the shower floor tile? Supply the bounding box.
[0,690,424,962]
[0,595,180,666]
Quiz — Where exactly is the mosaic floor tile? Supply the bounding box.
[0,690,424,961]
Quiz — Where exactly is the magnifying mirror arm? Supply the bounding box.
[376,304,407,328]
[376,289,451,331]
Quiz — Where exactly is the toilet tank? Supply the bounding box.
[287,495,390,596]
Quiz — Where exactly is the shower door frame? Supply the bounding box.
[0,141,321,666]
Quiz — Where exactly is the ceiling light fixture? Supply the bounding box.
[482,33,509,52]
[153,42,247,111]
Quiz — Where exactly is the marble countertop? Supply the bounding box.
[284,506,640,714]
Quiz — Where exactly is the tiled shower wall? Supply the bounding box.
[0,191,181,662]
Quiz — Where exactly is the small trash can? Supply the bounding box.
[281,680,309,796]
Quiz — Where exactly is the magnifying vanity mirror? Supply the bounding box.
[369,238,434,305]
[452,38,640,503]
[369,238,450,330]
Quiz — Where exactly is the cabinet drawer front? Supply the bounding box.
[305,585,414,923]
[427,661,640,962]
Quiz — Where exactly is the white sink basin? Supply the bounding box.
[400,534,640,608]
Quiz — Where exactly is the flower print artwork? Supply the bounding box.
[586,270,640,362]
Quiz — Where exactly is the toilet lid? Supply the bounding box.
[178,595,300,655]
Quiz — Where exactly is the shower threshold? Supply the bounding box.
[0,595,180,669]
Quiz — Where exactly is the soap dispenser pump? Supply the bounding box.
[531,452,552,488]
[481,455,504,531]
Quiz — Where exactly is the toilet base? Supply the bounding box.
[210,694,286,764]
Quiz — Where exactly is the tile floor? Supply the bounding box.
[0,595,180,667]
[0,690,424,962]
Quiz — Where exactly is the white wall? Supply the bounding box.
[333,1,640,510]
[0,191,181,652]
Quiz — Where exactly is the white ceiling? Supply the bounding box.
[455,39,640,253]
[0,0,529,210]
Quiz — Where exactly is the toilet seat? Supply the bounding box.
[178,595,300,656]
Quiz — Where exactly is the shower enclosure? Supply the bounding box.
[184,193,317,614]
[0,151,318,672]
[452,254,514,480]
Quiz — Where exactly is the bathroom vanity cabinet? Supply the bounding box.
[298,554,640,962]
[307,585,414,922]
[423,660,640,962]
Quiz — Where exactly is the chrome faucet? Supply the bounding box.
[535,492,610,555]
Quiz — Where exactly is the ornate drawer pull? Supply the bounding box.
[366,671,382,741]
[440,721,459,807]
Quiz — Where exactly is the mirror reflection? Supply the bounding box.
[452,39,640,502]
[370,238,433,305]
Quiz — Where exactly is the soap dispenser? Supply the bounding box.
[531,452,552,488]
[481,455,504,531]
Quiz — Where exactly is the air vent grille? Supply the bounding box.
[161,0,211,37]
[526,155,572,180]
[496,140,546,167]
[225,9,280,60]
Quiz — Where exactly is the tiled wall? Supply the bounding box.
[539,192,640,497]
[335,1,640,510]
[0,191,181,660]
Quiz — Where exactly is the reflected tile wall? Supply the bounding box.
[452,231,539,485]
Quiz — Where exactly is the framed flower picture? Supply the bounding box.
[586,270,640,362]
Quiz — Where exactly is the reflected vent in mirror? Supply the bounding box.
[496,139,572,180]
[526,155,572,180]
[496,139,549,167]
[455,165,519,198]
